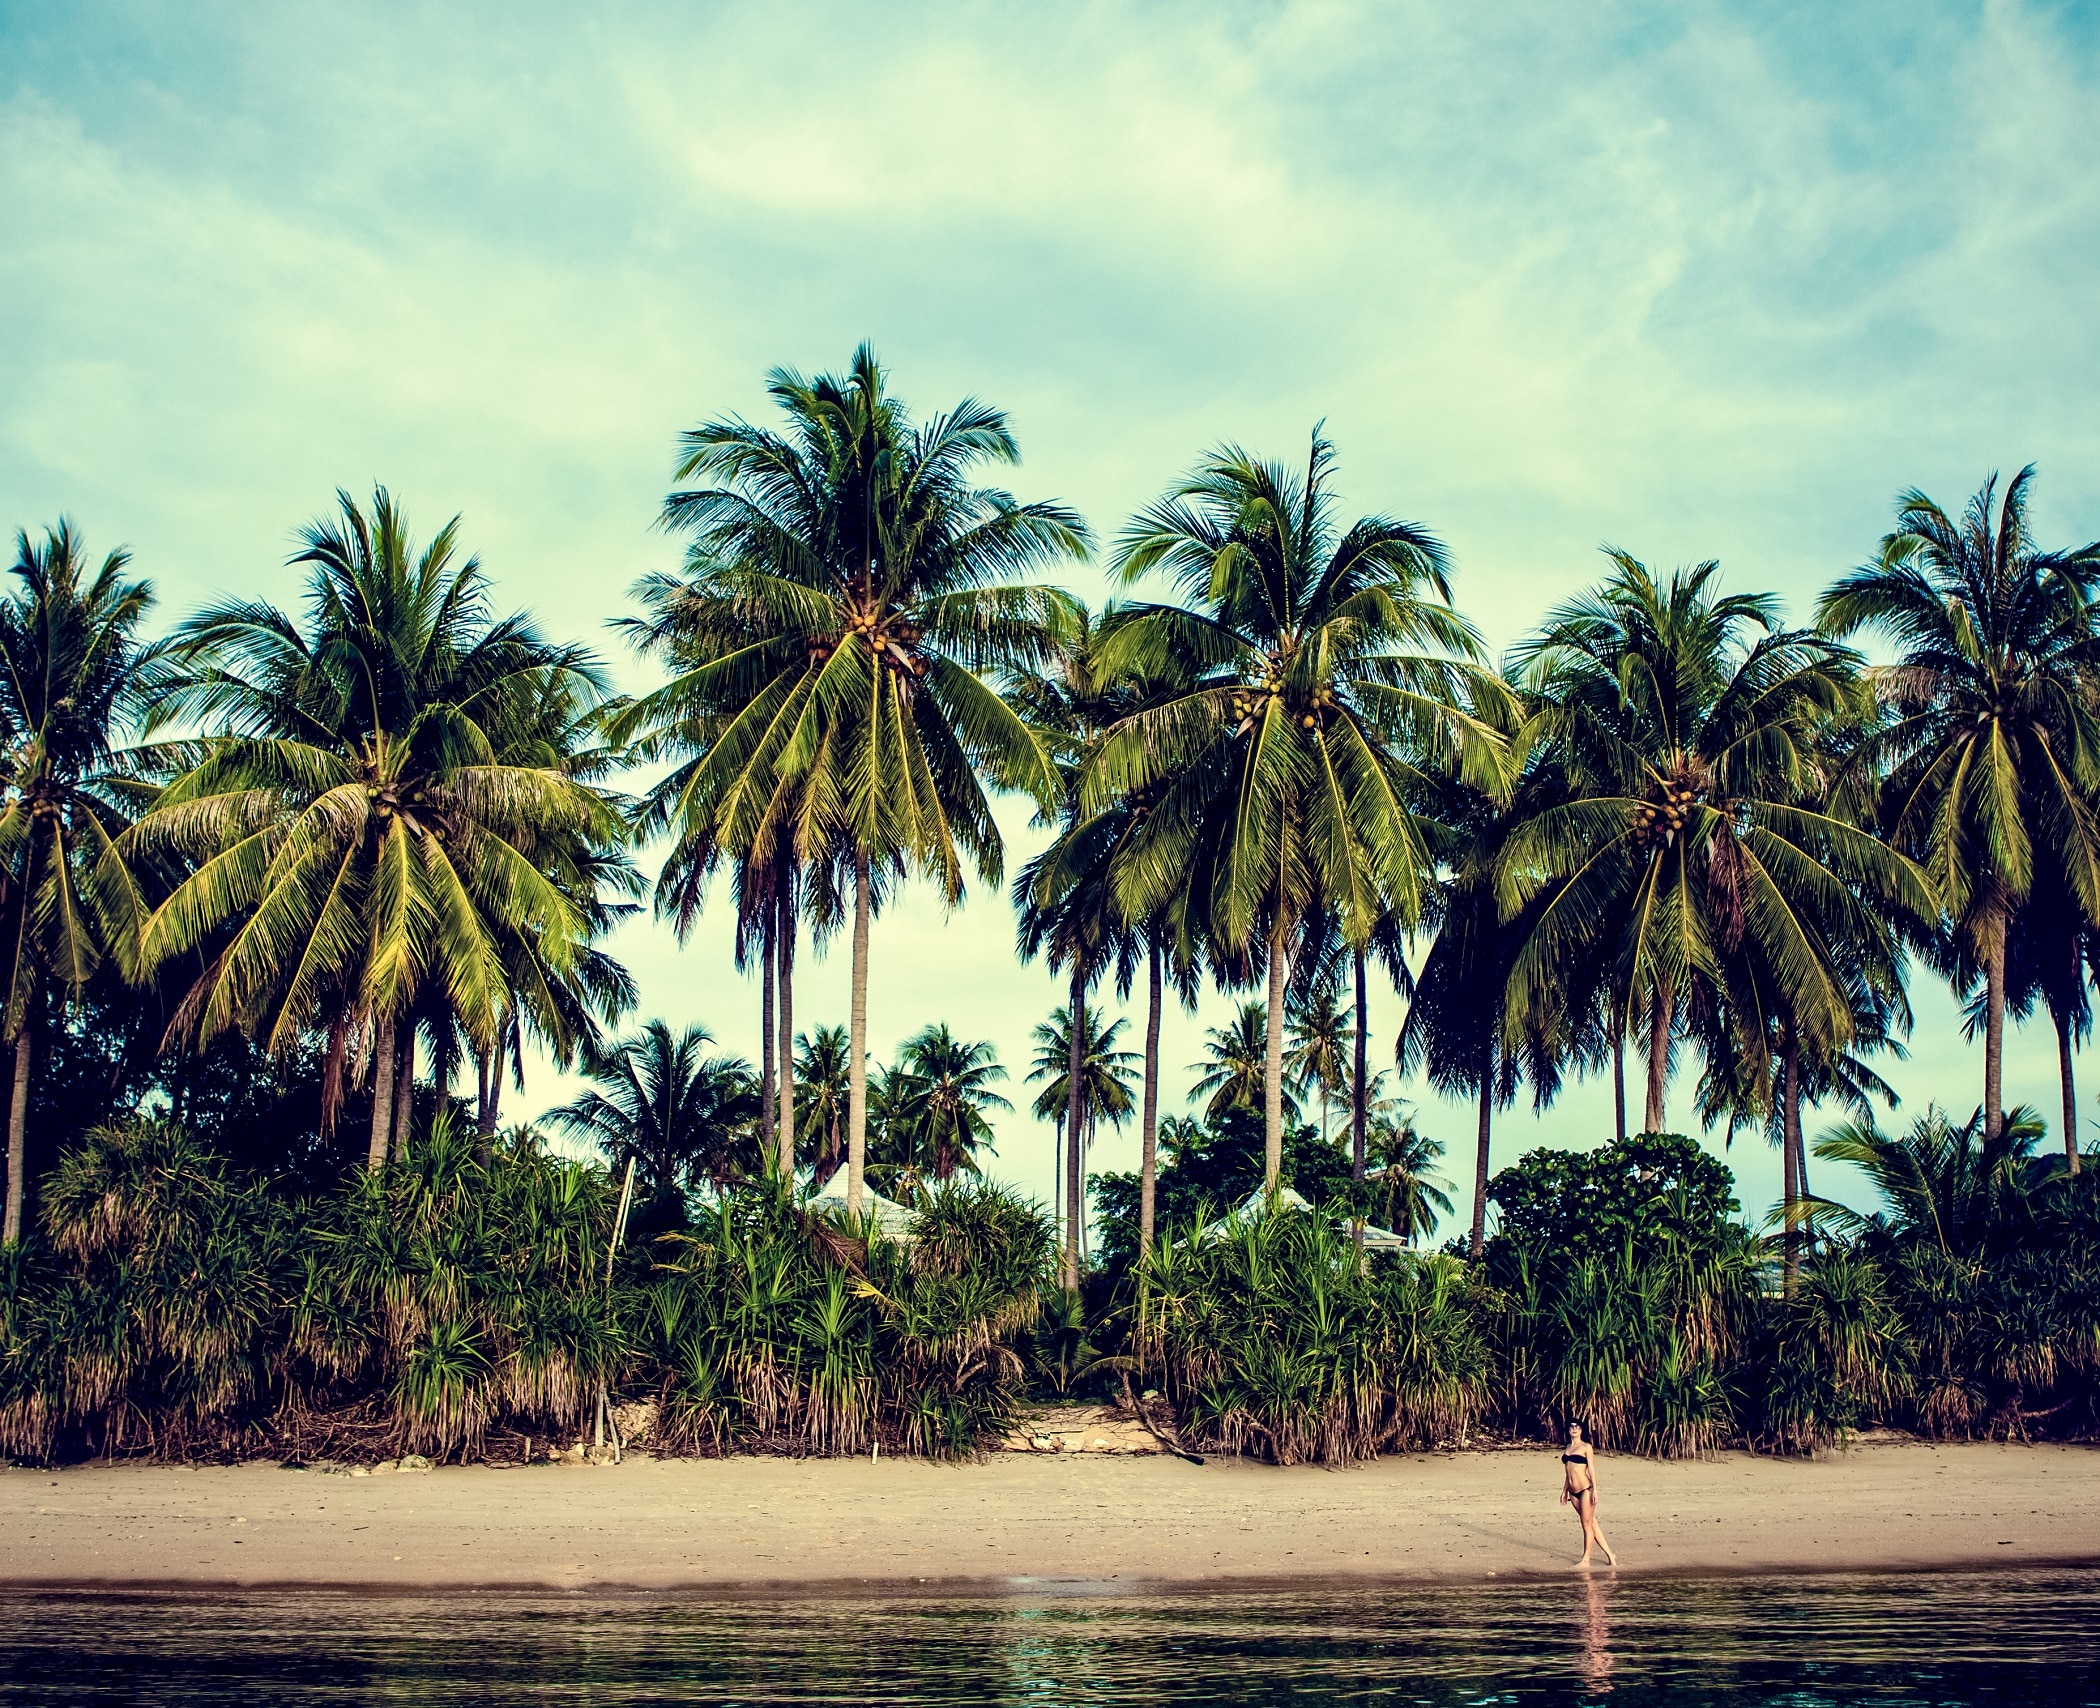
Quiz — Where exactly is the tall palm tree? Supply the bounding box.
[1093,430,1503,1191]
[468,667,642,1147]
[1027,1001,1138,1275]
[0,523,160,1243]
[1693,929,1908,1284]
[544,1019,761,1198]
[128,488,626,1171]
[1013,610,1144,1287]
[1289,902,1414,1195]
[1819,468,2100,1156]
[1975,871,2095,1173]
[893,1022,1009,1183]
[616,345,1088,1216]
[1507,554,1929,1143]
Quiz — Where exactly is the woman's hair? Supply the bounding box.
[1566,1418,1589,1439]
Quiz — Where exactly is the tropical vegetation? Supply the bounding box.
[1,349,2097,1466]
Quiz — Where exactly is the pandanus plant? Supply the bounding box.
[1136,1198,1491,1464]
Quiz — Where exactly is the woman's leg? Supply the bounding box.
[1583,1493,1615,1566]
[1572,1490,1593,1564]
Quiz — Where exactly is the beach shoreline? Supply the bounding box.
[2,1439,2094,1595]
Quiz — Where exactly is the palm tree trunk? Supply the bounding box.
[1351,950,1370,1259]
[2057,1008,2080,1175]
[3,1023,30,1246]
[1644,977,1672,1134]
[777,884,796,1181]
[1984,931,2006,1145]
[1081,1109,1095,1267]
[490,1021,510,1131]
[1782,1023,1802,1295]
[846,849,872,1217]
[473,1045,494,1166]
[759,914,777,1154]
[1264,922,1287,1193]
[1352,951,1369,1184]
[368,1012,395,1173]
[1468,1069,1491,1261]
[1139,940,1163,1258]
[1063,967,1085,1292]
[1612,1024,1627,1145]
[1793,1116,1813,1250]
[1051,1122,1062,1241]
[392,1024,414,1162]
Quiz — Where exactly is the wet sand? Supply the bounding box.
[1,1440,2093,1592]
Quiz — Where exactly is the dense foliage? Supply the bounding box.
[0,1120,1053,1463]
[1100,1126,2098,1466]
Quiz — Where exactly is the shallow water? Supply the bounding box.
[0,1570,2093,1705]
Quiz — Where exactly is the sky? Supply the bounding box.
[5,0,2100,1233]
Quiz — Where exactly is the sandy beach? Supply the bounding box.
[1,1439,2093,1593]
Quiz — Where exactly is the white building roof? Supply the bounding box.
[804,1171,918,1239]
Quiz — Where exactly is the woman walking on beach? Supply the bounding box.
[1559,1421,1615,1567]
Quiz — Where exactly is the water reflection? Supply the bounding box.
[1578,1572,1615,1697]
[0,1569,2094,1706]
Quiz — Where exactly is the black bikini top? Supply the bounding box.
[1562,1452,1588,1464]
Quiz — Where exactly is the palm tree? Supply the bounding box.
[544,1019,761,1198]
[1813,1103,2050,1253]
[1507,554,1930,1144]
[1285,985,1351,1143]
[1010,605,1203,1261]
[1977,872,2095,1173]
[1400,766,1560,1260]
[1189,1002,1298,1125]
[893,1022,1009,1183]
[469,668,642,1148]
[128,488,626,1171]
[616,345,1088,1217]
[862,1058,917,1192]
[1693,933,1908,1285]
[1819,468,2100,1157]
[0,523,160,1243]
[795,1022,852,1187]
[1094,430,1503,1191]
[1027,1001,1138,1274]
[1288,903,1414,1200]
[1013,620,1142,1288]
[1362,1100,1452,1246]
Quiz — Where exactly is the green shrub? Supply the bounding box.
[1137,1199,1491,1464]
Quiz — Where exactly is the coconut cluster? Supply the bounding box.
[1630,778,1700,846]
[1224,675,1338,733]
